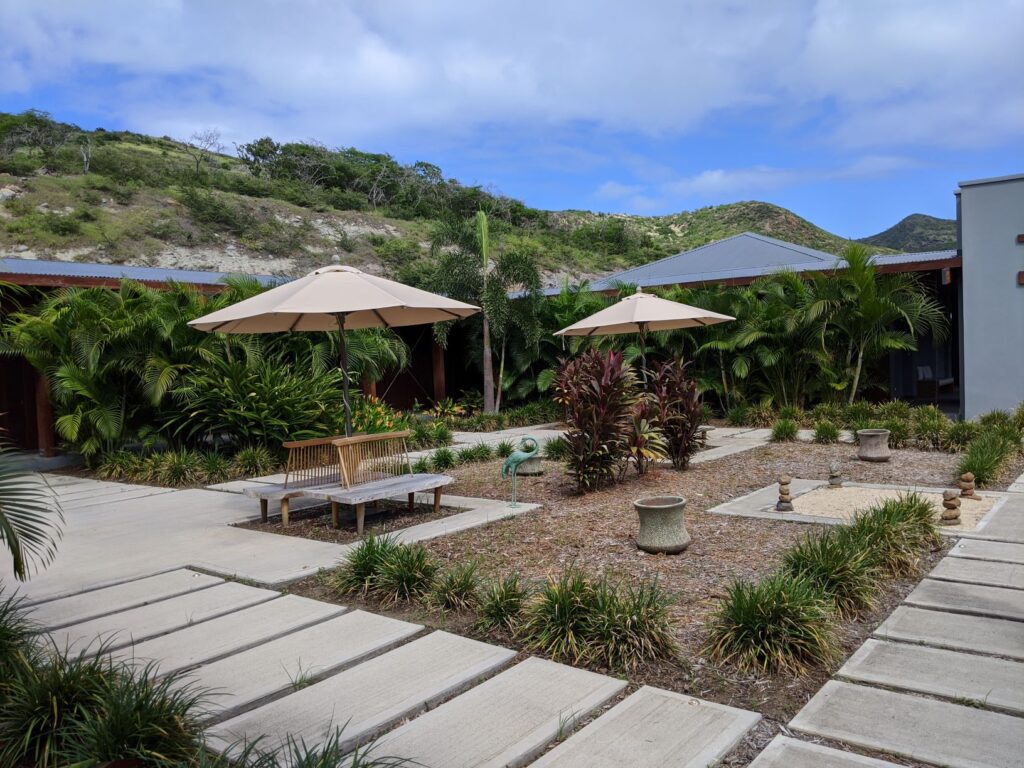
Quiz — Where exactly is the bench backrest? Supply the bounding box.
[333,430,413,489]
[281,436,345,489]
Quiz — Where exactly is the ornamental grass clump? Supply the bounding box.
[782,531,880,618]
[431,561,481,612]
[374,544,440,606]
[957,430,1014,487]
[725,404,749,427]
[553,349,639,492]
[911,405,950,450]
[770,418,798,442]
[494,439,515,459]
[542,436,569,461]
[233,444,278,477]
[838,493,937,576]
[944,420,979,452]
[331,535,401,595]
[477,573,530,632]
[429,446,457,472]
[881,417,912,449]
[704,571,838,674]
[520,568,594,665]
[812,420,840,444]
[157,448,205,487]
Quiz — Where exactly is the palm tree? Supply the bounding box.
[813,244,949,404]
[0,439,63,581]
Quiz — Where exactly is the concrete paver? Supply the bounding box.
[191,610,422,722]
[52,582,278,654]
[530,685,759,768]
[950,538,1024,564]
[114,595,345,675]
[748,736,902,767]
[904,579,1024,621]
[791,680,1024,768]
[929,557,1024,590]
[26,569,222,626]
[970,494,1024,542]
[839,639,1024,714]
[874,606,1024,660]
[376,656,627,768]
[207,631,514,755]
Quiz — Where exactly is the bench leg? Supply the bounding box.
[433,487,442,515]
[408,492,415,513]
[280,497,290,527]
[331,501,340,529]
[260,498,268,523]
[355,503,365,536]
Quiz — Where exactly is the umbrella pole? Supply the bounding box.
[336,313,352,437]
[638,323,648,384]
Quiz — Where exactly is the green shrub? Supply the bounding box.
[456,446,478,465]
[957,431,1013,487]
[135,452,166,484]
[0,648,114,766]
[944,420,979,452]
[543,436,569,461]
[331,535,401,595]
[813,420,840,444]
[157,448,204,486]
[698,402,715,423]
[838,493,938,576]
[233,445,277,478]
[468,442,494,461]
[95,450,140,481]
[430,447,457,472]
[649,357,702,469]
[55,661,205,764]
[351,395,406,435]
[749,404,776,428]
[770,418,798,442]
[881,417,912,449]
[477,573,530,632]
[494,439,515,459]
[849,418,880,444]
[843,401,874,427]
[200,451,232,484]
[978,410,1013,430]
[777,405,803,423]
[431,561,481,611]
[704,572,838,674]
[1013,402,1024,432]
[375,544,439,605]
[725,405,749,427]
[0,590,37,680]
[430,420,453,446]
[810,402,844,424]
[585,578,677,671]
[912,405,950,450]
[409,420,433,448]
[411,456,430,474]
[519,568,596,665]
[782,532,879,618]
[874,400,912,421]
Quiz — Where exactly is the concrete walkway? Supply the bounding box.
[780,494,1024,768]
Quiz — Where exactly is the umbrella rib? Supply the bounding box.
[372,309,392,329]
[287,313,304,332]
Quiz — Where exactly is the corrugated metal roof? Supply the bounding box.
[0,257,282,286]
[540,233,959,295]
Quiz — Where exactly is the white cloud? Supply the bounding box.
[0,1,1020,152]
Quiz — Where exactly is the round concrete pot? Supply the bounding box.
[856,428,891,462]
[634,495,691,554]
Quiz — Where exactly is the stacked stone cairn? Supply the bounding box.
[776,475,794,512]
[940,489,961,525]
[959,472,978,499]
[828,461,843,488]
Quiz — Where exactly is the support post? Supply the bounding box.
[355,503,365,535]
[336,313,352,437]
[432,339,446,402]
[280,497,290,526]
[331,501,340,529]
[34,371,55,457]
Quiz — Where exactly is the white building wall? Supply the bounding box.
[959,173,1024,418]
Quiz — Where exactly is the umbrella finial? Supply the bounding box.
[332,253,341,264]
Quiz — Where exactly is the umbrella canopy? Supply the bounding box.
[188,265,479,435]
[555,287,733,338]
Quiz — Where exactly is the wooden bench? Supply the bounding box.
[243,430,452,532]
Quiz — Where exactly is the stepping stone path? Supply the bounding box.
[31,567,763,766]
[782,491,1024,768]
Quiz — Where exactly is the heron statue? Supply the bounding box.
[501,436,539,507]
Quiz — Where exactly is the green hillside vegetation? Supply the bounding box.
[1,109,882,280]
[857,213,957,252]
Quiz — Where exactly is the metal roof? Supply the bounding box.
[540,232,959,295]
[0,257,282,287]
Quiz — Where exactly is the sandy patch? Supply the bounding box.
[791,485,997,531]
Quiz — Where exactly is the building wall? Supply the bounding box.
[959,174,1024,418]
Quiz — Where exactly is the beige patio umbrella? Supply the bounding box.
[188,264,479,435]
[554,287,734,373]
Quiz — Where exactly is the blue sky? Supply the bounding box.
[2,1,1022,237]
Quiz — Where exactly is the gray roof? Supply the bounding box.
[542,232,958,295]
[0,258,282,287]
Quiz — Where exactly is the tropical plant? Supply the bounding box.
[233,445,278,477]
[0,439,63,581]
[813,420,840,444]
[770,418,798,442]
[553,349,639,491]
[0,588,37,680]
[838,493,938,576]
[374,544,439,605]
[704,572,838,674]
[542,436,569,461]
[781,531,879,618]
[477,573,530,632]
[430,447,457,472]
[430,561,481,611]
[519,568,595,665]
[584,578,677,671]
[624,408,667,477]
[649,357,703,469]
[331,535,401,595]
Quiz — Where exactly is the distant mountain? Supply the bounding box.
[857,213,957,253]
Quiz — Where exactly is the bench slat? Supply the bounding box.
[306,474,453,505]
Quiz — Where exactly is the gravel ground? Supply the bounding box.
[289,442,955,764]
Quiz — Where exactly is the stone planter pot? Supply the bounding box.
[857,428,891,462]
[516,456,544,476]
[634,495,691,554]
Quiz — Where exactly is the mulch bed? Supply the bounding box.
[288,442,957,764]
[235,499,465,545]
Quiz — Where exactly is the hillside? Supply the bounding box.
[0,110,889,284]
[858,213,957,252]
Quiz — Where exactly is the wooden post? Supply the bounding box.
[361,376,377,397]
[408,492,415,512]
[280,497,290,526]
[355,503,365,536]
[432,340,446,402]
[34,371,55,458]
[331,501,340,529]
[260,499,268,523]
[433,487,442,515]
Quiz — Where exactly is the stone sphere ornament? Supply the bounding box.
[856,429,891,462]
[634,495,691,554]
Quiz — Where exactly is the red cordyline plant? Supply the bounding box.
[650,357,702,469]
[553,349,639,492]
[624,394,667,478]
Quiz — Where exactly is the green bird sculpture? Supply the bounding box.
[501,436,539,506]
